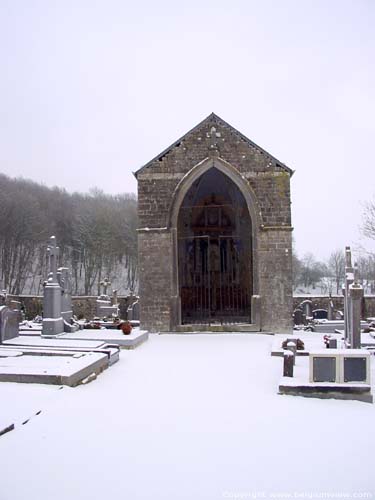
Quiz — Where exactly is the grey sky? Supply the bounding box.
[1,0,374,261]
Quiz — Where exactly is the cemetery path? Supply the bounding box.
[0,334,374,499]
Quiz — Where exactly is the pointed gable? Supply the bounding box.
[134,113,293,178]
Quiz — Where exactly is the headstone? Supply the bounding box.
[0,305,21,343]
[57,267,79,333]
[127,300,140,322]
[293,308,305,325]
[312,309,328,320]
[328,338,337,349]
[95,279,119,319]
[42,236,64,336]
[300,300,313,318]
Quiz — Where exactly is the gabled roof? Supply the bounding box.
[134,112,293,177]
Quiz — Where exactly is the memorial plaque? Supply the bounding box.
[343,357,367,383]
[313,357,336,382]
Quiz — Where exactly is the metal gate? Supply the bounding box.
[178,235,251,324]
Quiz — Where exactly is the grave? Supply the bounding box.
[312,309,328,320]
[127,299,140,324]
[278,247,373,402]
[0,303,22,344]
[0,348,109,386]
[42,236,65,336]
[57,267,80,333]
[95,278,119,319]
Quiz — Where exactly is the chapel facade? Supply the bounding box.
[135,113,293,332]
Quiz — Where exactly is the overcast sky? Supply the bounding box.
[1,0,374,261]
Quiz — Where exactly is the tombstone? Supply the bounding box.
[57,267,79,333]
[293,308,305,326]
[312,309,328,320]
[127,299,140,322]
[300,300,313,318]
[42,236,64,336]
[328,338,337,349]
[0,305,22,343]
[95,278,119,319]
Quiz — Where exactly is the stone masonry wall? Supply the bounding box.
[258,229,293,332]
[293,295,375,319]
[138,230,173,332]
[10,295,137,321]
[137,116,292,230]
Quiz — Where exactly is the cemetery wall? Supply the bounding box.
[293,295,375,318]
[9,295,138,320]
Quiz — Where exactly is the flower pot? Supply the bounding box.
[121,321,132,335]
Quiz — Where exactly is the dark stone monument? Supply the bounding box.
[313,309,328,320]
[0,305,21,343]
[293,308,305,325]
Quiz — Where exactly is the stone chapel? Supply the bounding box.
[135,113,293,333]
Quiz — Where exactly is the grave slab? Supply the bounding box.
[57,327,149,349]
[0,350,108,386]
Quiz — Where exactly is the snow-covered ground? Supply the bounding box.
[0,333,374,499]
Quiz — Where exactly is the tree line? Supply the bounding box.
[293,249,375,295]
[0,174,138,295]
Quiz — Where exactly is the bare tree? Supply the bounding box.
[328,249,345,294]
[362,198,375,240]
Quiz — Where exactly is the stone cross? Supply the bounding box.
[47,236,59,283]
[100,277,111,296]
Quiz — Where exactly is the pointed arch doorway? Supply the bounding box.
[177,167,253,325]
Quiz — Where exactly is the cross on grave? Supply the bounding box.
[47,236,59,283]
[100,278,111,296]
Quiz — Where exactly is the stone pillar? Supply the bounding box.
[349,272,364,349]
[42,236,64,336]
[251,295,261,329]
[344,246,354,342]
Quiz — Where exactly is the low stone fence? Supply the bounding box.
[293,295,375,318]
[8,295,138,321]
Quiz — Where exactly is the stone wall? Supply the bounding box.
[10,295,138,321]
[259,229,293,332]
[138,230,173,331]
[293,295,375,318]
